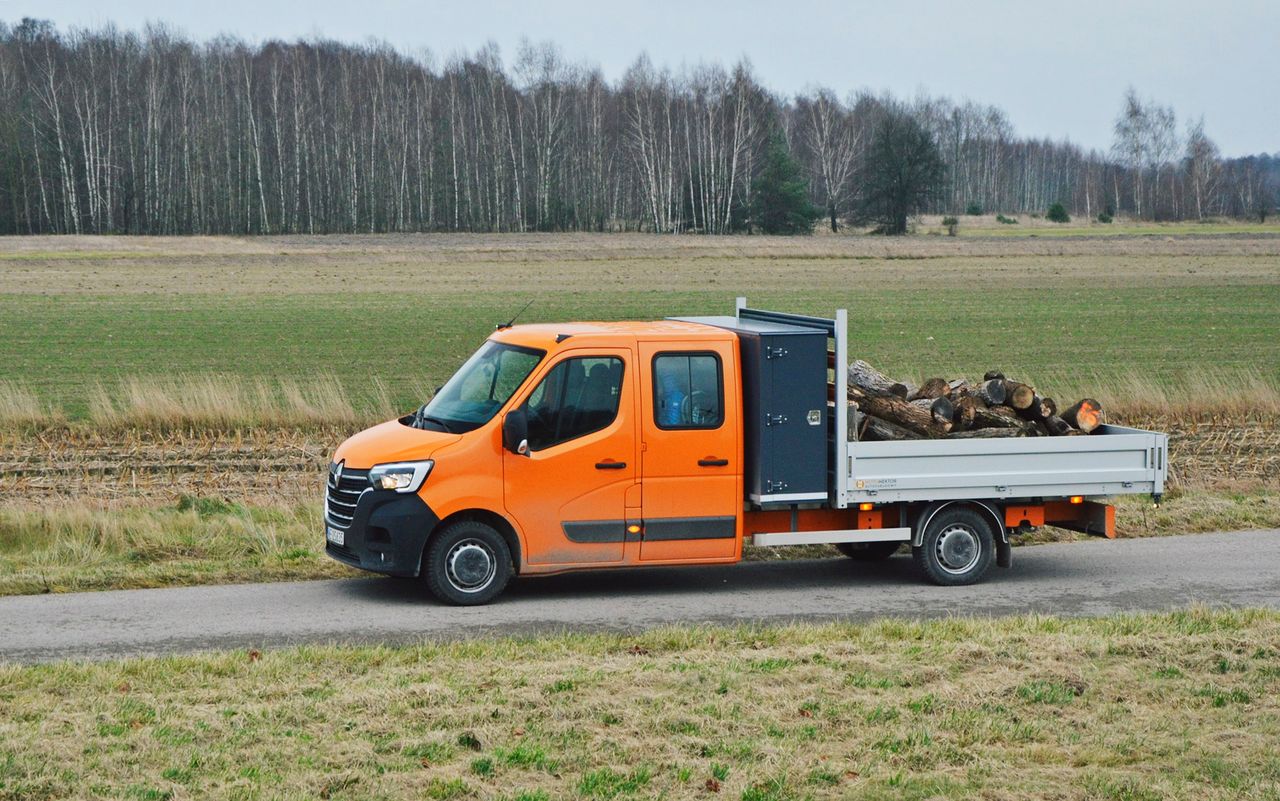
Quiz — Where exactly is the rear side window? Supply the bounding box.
[521,356,624,450]
[653,353,724,429]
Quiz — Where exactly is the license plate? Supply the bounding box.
[326,526,345,546]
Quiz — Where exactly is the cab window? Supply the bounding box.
[522,356,625,450]
[653,353,723,429]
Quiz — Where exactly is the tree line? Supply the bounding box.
[1,19,1275,236]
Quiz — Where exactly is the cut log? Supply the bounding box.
[859,414,924,441]
[972,406,1028,429]
[947,427,1026,439]
[948,378,971,396]
[974,379,1006,407]
[849,386,952,436]
[1019,394,1055,421]
[847,360,912,399]
[983,370,1005,381]
[1043,415,1073,436]
[1061,398,1104,433]
[951,395,977,430]
[910,377,951,401]
[1004,381,1036,411]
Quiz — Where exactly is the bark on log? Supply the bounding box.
[1019,394,1055,421]
[948,378,971,396]
[974,379,1006,406]
[848,360,910,398]
[1004,381,1036,411]
[1061,398,1104,433]
[951,395,977,430]
[1043,415,1073,436]
[947,427,1027,439]
[909,397,954,425]
[972,406,1028,429]
[910,377,950,401]
[849,386,952,436]
[859,414,924,441]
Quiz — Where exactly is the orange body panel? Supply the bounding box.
[335,321,755,576]
[1004,505,1046,528]
[1045,499,1117,538]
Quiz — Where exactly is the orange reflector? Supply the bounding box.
[627,525,641,534]
[1070,496,1084,505]
[858,503,874,512]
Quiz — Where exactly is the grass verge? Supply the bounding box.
[1,491,1276,597]
[1,610,1278,799]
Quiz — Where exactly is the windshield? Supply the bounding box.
[419,341,544,433]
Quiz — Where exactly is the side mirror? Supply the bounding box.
[502,409,529,456]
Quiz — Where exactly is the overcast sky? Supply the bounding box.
[4,0,1276,156]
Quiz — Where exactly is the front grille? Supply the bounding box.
[325,464,370,528]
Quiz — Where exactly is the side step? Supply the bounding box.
[751,527,912,547]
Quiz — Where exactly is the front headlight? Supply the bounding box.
[368,460,434,493]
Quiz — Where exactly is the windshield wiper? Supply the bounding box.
[419,415,456,434]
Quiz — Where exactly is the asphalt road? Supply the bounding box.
[2,529,1278,664]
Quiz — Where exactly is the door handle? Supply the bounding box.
[698,458,729,467]
[595,460,627,470]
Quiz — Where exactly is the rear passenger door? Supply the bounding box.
[638,343,741,561]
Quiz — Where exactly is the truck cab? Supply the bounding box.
[327,320,750,603]
[326,301,1168,605]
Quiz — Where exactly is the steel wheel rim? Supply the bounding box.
[935,524,980,574]
[445,539,497,593]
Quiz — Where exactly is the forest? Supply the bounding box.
[1,18,1276,235]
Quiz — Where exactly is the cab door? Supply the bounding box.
[638,342,741,561]
[503,349,636,565]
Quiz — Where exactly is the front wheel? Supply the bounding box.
[423,520,512,605]
[913,507,996,586]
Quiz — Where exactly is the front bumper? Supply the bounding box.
[325,491,440,577]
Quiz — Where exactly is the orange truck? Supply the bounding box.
[326,300,1168,605]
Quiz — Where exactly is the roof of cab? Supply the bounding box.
[490,319,732,350]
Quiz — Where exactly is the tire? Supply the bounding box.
[835,541,901,561]
[423,520,512,605]
[912,506,996,586]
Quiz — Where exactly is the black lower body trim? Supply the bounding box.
[642,516,736,541]
[324,492,440,576]
[562,519,628,543]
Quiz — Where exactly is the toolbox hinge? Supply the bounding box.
[765,413,788,426]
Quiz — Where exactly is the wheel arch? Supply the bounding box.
[911,500,1007,548]
[429,508,523,575]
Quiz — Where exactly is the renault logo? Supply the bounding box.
[330,460,344,487]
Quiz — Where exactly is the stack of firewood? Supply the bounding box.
[847,360,1104,441]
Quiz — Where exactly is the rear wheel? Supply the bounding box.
[423,520,512,605]
[913,507,996,586]
[835,541,901,561]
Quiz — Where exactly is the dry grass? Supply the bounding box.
[2,230,1280,296]
[3,369,1278,435]
[0,375,402,433]
[0,499,356,596]
[0,381,60,431]
[1,488,1275,598]
[1,610,1277,799]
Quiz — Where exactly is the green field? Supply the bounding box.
[2,611,1278,800]
[2,232,1278,419]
